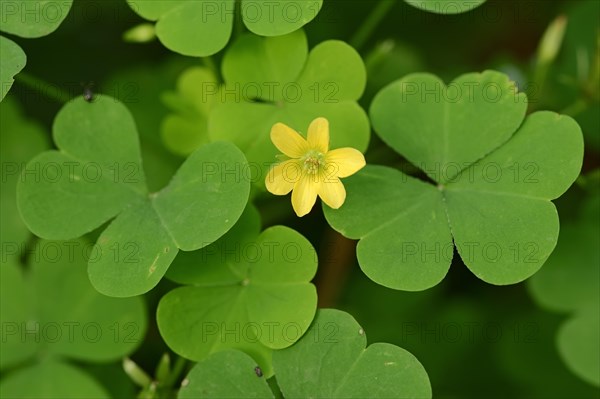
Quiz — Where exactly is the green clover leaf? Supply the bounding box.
[0,238,146,394]
[212,30,369,178]
[404,0,487,14]
[3,239,148,363]
[325,71,584,291]
[178,350,274,398]
[16,95,250,297]
[178,309,432,398]
[0,37,26,102]
[557,306,600,387]
[0,97,48,370]
[0,97,49,251]
[157,207,318,377]
[161,30,369,184]
[161,66,219,156]
[0,0,73,38]
[103,60,191,192]
[128,0,322,57]
[0,360,109,399]
[0,0,74,100]
[529,193,600,386]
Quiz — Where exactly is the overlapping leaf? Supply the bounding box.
[17,95,250,297]
[158,206,318,377]
[178,350,274,398]
[163,30,370,185]
[0,0,73,37]
[529,192,600,386]
[0,360,109,399]
[0,97,49,250]
[0,1,74,101]
[404,0,487,14]
[0,238,146,395]
[325,71,584,291]
[128,0,322,56]
[103,60,192,192]
[0,37,26,102]
[178,309,432,398]
[161,66,219,156]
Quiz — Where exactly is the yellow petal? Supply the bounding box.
[265,160,302,195]
[307,117,329,153]
[325,148,366,178]
[318,177,346,209]
[271,123,308,158]
[291,175,319,217]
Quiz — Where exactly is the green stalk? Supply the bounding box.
[350,0,396,51]
[163,355,187,389]
[14,72,71,103]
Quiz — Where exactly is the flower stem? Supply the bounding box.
[14,71,71,103]
[350,0,396,51]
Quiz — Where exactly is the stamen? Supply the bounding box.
[302,150,325,175]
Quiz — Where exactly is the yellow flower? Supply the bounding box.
[265,117,366,217]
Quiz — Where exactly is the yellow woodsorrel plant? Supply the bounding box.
[2,0,598,397]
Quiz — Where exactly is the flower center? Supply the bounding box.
[302,150,325,175]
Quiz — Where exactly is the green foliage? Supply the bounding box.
[103,60,189,192]
[2,239,147,363]
[1,360,109,399]
[16,96,250,297]
[179,309,431,398]
[0,0,74,101]
[161,66,218,156]
[0,98,48,248]
[404,0,487,14]
[555,1,600,150]
[178,350,274,398]
[158,207,318,377]
[128,0,322,56]
[0,238,146,394]
[325,71,584,291]
[0,37,26,102]
[0,0,73,37]
[163,30,370,185]
[272,309,431,398]
[529,192,600,386]
[1,1,598,397]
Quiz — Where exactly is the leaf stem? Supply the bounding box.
[234,0,246,38]
[14,71,71,103]
[350,0,396,51]
[163,355,188,389]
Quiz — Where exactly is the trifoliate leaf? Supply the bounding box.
[17,96,250,297]
[157,222,318,377]
[178,309,432,398]
[325,71,583,290]
[127,0,322,57]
